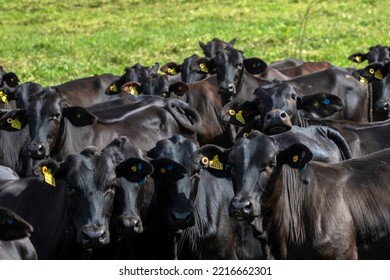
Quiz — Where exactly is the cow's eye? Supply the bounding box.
[291,94,297,100]
[236,63,243,70]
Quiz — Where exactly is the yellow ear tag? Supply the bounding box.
[235,110,245,125]
[369,68,374,74]
[7,118,21,130]
[355,56,361,63]
[312,101,319,108]
[129,85,138,96]
[359,76,368,85]
[292,155,299,163]
[209,155,223,170]
[41,166,56,187]
[228,109,236,116]
[374,70,383,80]
[160,167,166,173]
[110,84,118,92]
[131,165,137,172]
[76,113,81,119]
[167,68,177,75]
[0,91,9,104]
[199,63,209,73]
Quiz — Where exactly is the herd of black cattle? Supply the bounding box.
[0,38,390,260]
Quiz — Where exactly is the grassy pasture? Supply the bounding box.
[0,0,387,85]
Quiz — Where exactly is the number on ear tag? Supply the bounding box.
[209,155,223,170]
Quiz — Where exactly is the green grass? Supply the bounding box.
[0,0,387,85]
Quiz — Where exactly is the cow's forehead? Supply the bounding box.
[215,48,243,64]
[65,150,116,189]
[229,132,277,166]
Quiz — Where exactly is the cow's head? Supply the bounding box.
[106,63,160,95]
[349,45,390,64]
[190,47,267,99]
[0,87,96,160]
[147,135,198,232]
[33,139,152,248]
[160,54,208,83]
[102,137,154,235]
[354,62,390,114]
[221,82,344,134]
[194,131,312,222]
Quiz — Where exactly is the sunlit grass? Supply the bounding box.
[0,0,387,85]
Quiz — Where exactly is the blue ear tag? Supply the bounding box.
[257,62,262,67]
[167,164,173,171]
[322,98,330,105]
[6,216,14,224]
[137,163,143,171]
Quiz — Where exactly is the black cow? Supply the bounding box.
[0,87,202,162]
[190,46,270,105]
[198,131,390,259]
[0,67,20,109]
[159,37,237,84]
[160,54,209,84]
[0,139,151,259]
[349,44,390,121]
[349,44,390,64]
[354,62,390,119]
[147,135,263,259]
[0,207,37,260]
[105,63,160,95]
[220,83,344,134]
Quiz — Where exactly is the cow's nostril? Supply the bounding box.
[280,112,287,118]
[266,114,272,120]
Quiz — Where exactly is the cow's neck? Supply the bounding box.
[261,165,308,259]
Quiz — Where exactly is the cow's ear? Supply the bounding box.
[169,82,189,97]
[235,116,262,139]
[116,158,154,183]
[228,37,236,47]
[32,159,64,187]
[63,106,96,127]
[2,72,20,87]
[360,63,388,82]
[243,58,268,75]
[348,52,367,63]
[150,62,160,74]
[190,57,215,74]
[0,87,15,104]
[160,62,181,76]
[0,109,28,131]
[0,207,33,241]
[298,93,344,118]
[279,143,312,169]
[220,98,259,126]
[193,144,230,178]
[150,158,187,184]
[121,81,142,96]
